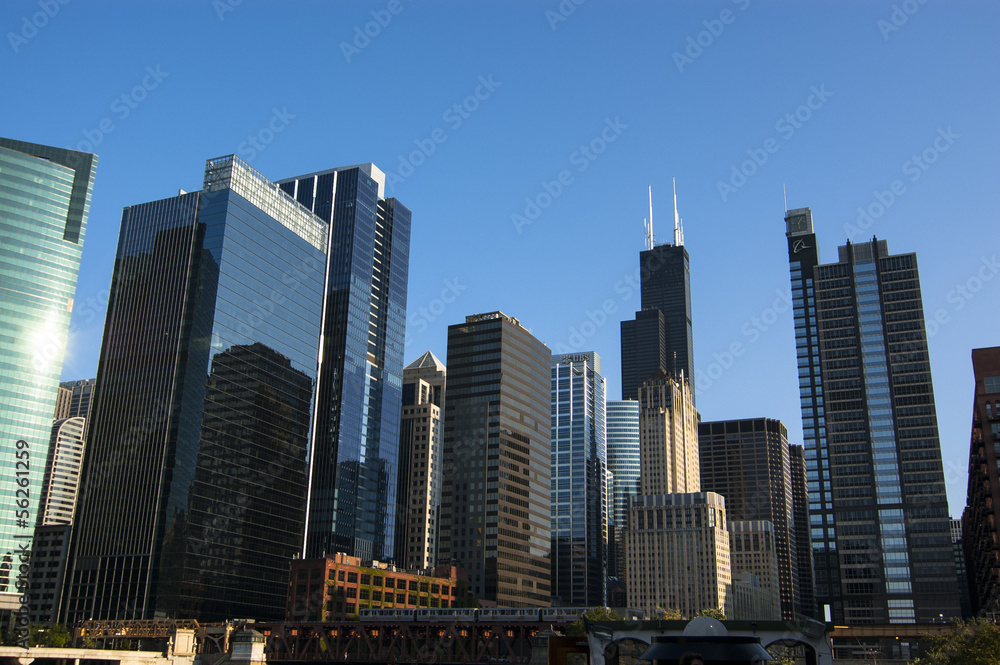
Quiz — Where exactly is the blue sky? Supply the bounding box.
[3,0,997,517]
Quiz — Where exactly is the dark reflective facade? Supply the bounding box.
[786,209,958,623]
[440,312,551,607]
[620,241,694,401]
[65,156,326,621]
[278,166,410,563]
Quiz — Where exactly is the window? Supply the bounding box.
[347,572,357,584]
[360,574,371,585]
[984,376,1000,394]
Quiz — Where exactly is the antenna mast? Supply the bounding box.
[644,185,654,250]
[673,177,684,246]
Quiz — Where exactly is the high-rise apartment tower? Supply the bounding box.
[785,208,957,623]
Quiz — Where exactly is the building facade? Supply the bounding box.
[625,372,731,617]
[728,520,782,620]
[785,208,958,623]
[0,138,96,611]
[439,312,551,607]
[395,350,446,571]
[54,378,95,420]
[788,443,818,619]
[278,165,411,564]
[287,554,464,621]
[698,418,800,620]
[65,155,327,622]
[606,399,640,598]
[550,352,608,607]
[637,371,699,496]
[963,346,1000,617]
[625,492,730,617]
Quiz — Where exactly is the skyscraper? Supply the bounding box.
[395,350,446,571]
[606,399,639,593]
[0,138,96,613]
[65,155,327,622]
[788,443,818,619]
[963,346,1000,617]
[440,312,551,607]
[698,418,800,620]
[278,165,411,563]
[620,188,693,400]
[53,378,95,420]
[550,352,607,607]
[785,208,958,623]
[625,371,730,617]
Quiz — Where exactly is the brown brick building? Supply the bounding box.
[287,553,467,620]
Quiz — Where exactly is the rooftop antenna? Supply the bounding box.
[644,185,655,250]
[673,177,684,246]
[783,183,788,213]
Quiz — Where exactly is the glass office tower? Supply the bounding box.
[277,165,410,563]
[0,138,96,613]
[440,312,551,607]
[550,352,607,607]
[785,208,958,623]
[65,156,326,622]
[605,400,639,586]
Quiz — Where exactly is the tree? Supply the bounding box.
[566,607,622,636]
[696,608,726,620]
[913,618,1000,665]
[654,606,683,620]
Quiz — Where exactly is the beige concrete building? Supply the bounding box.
[729,521,782,620]
[395,351,446,571]
[625,372,730,617]
[626,491,731,616]
[638,370,699,495]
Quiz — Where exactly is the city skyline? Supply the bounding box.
[4,1,996,518]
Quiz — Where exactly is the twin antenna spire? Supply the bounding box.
[644,178,684,250]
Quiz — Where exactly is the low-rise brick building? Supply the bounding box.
[287,553,467,620]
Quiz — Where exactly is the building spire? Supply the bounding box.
[644,185,654,250]
[673,177,684,246]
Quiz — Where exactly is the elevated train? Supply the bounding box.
[359,607,586,623]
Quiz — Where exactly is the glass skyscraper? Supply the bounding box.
[277,165,410,563]
[0,138,96,613]
[785,208,957,623]
[550,352,607,607]
[605,399,639,585]
[65,156,327,622]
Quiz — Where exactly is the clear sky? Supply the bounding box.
[3,0,997,517]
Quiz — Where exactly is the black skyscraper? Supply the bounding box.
[786,207,958,624]
[620,193,693,400]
